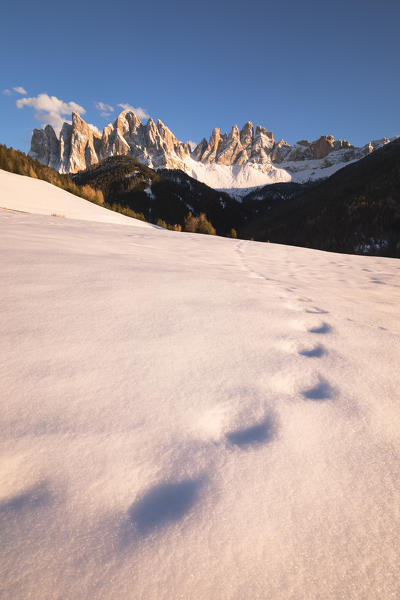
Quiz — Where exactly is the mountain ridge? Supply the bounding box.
[29,110,394,190]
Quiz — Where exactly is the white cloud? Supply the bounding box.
[117,103,149,120]
[13,86,27,95]
[188,140,197,151]
[2,89,12,95]
[95,101,114,117]
[16,93,86,134]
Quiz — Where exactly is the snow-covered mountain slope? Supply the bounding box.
[29,109,394,190]
[1,174,400,599]
[182,153,364,196]
[0,168,152,227]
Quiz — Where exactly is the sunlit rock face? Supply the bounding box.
[29,110,392,188]
[30,110,192,174]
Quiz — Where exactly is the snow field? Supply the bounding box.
[1,170,400,599]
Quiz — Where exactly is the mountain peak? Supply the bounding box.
[28,109,393,189]
[72,111,85,125]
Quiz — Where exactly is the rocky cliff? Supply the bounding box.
[29,110,393,190]
[29,111,191,174]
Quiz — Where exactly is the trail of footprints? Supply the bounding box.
[123,246,338,540]
[3,243,338,548]
[236,242,336,399]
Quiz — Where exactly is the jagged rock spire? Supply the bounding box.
[29,109,386,180]
[29,109,192,173]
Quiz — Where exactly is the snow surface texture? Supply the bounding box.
[1,170,400,599]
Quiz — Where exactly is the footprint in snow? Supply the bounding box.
[226,415,277,449]
[0,482,50,524]
[308,322,332,334]
[299,344,326,358]
[127,477,204,537]
[305,307,329,314]
[302,376,335,401]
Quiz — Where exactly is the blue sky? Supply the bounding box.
[1,0,399,152]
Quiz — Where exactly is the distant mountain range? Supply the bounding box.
[29,110,393,192]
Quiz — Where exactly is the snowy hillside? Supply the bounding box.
[1,170,399,599]
[0,168,152,227]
